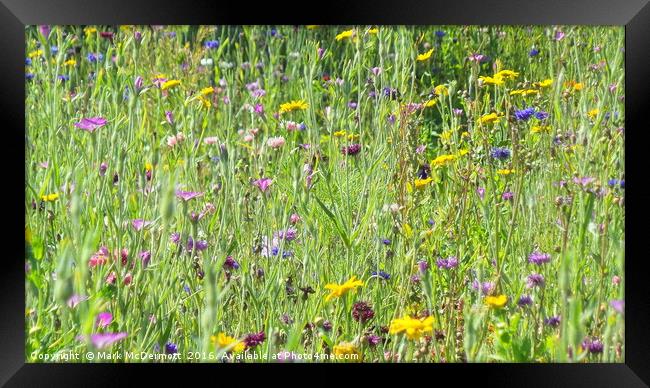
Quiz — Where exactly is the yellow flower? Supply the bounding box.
[367,27,379,34]
[431,154,457,167]
[40,193,59,202]
[306,25,320,30]
[161,79,181,91]
[423,99,437,108]
[333,130,346,137]
[416,48,434,62]
[279,100,309,113]
[533,79,553,88]
[324,276,363,302]
[587,108,599,118]
[510,89,539,97]
[211,333,245,353]
[485,294,508,309]
[434,84,449,96]
[145,162,153,172]
[573,83,583,91]
[531,125,551,133]
[478,75,504,86]
[495,69,519,80]
[457,149,469,157]
[414,177,433,189]
[28,49,43,58]
[84,27,97,36]
[389,315,435,340]
[335,29,355,41]
[332,342,361,361]
[119,25,133,31]
[479,112,503,125]
[440,130,453,143]
[564,81,583,91]
[200,86,214,96]
[64,58,77,67]
[497,169,516,175]
[199,96,212,109]
[347,133,360,141]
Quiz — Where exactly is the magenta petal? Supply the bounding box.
[87,332,128,349]
[132,219,151,231]
[95,312,113,328]
[175,190,204,201]
[74,117,108,132]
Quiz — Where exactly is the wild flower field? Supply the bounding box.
[25,25,625,363]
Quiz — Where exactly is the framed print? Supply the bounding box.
[2,0,649,385]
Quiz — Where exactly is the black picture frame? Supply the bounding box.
[3,0,649,386]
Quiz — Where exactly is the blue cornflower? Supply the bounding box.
[514,107,536,121]
[608,179,620,187]
[87,53,103,63]
[25,73,35,80]
[271,246,279,256]
[371,270,390,280]
[50,46,58,54]
[619,180,625,189]
[299,123,307,131]
[57,74,69,82]
[518,295,533,307]
[282,251,293,258]
[382,238,391,245]
[529,48,540,57]
[535,111,549,120]
[204,40,219,49]
[490,147,511,161]
[210,156,220,163]
[269,28,278,37]
[183,284,191,294]
[164,342,178,354]
[25,58,32,66]
[428,219,435,226]
[167,32,176,38]
[435,30,446,38]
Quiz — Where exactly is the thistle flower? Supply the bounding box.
[544,316,561,327]
[223,256,240,270]
[528,250,551,265]
[243,331,266,348]
[526,273,545,288]
[517,295,533,307]
[341,143,362,156]
[436,256,459,269]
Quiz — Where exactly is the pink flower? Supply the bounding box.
[416,145,426,154]
[204,136,219,145]
[78,332,128,349]
[253,178,273,193]
[96,312,113,329]
[132,219,152,231]
[267,136,286,149]
[555,30,565,41]
[290,213,301,224]
[123,273,133,286]
[39,161,49,169]
[244,134,254,142]
[175,189,204,201]
[106,271,117,285]
[371,67,382,76]
[74,117,107,132]
[67,295,88,308]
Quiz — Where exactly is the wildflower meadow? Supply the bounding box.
[25,25,625,363]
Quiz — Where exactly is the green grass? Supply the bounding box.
[25,25,625,363]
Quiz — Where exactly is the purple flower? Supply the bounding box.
[535,111,549,120]
[67,294,88,308]
[95,312,113,329]
[132,219,152,231]
[544,316,561,327]
[610,299,624,314]
[165,111,174,124]
[529,48,540,57]
[253,178,273,193]
[477,187,486,200]
[382,238,391,245]
[165,342,179,354]
[204,40,219,49]
[140,251,151,267]
[452,108,464,116]
[348,101,358,109]
[74,117,108,132]
[99,162,108,176]
[352,301,375,323]
[223,256,240,270]
[555,31,566,41]
[514,107,536,121]
[502,191,514,201]
[417,260,429,273]
[468,53,486,62]
[134,76,144,90]
[342,144,362,156]
[582,337,603,354]
[277,227,298,242]
[490,147,511,160]
[39,25,51,39]
[517,295,533,307]
[371,67,382,76]
[436,256,459,270]
[573,176,595,187]
[472,280,495,295]
[371,270,390,280]
[366,334,381,346]
[244,331,266,348]
[80,332,128,349]
[526,273,545,288]
[528,250,551,265]
[170,232,181,244]
[175,189,204,201]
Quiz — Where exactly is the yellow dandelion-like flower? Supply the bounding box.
[347,133,360,141]
[367,27,379,34]
[497,169,516,175]
[423,99,437,108]
[478,75,504,86]
[440,130,453,143]
[485,295,508,309]
[84,27,97,36]
[332,342,361,361]
[533,79,553,88]
[306,25,320,30]
[40,193,59,202]
[414,177,433,189]
[200,86,214,96]
[479,112,503,124]
[416,48,434,62]
[279,100,309,113]
[389,315,435,340]
[64,58,77,67]
[212,333,245,353]
[28,49,43,58]
[324,276,364,302]
[564,81,583,91]
[335,29,355,41]
[431,154,457,167]
[510,89,539,97]
[198,96,211,109]
[145,162,153,172]
[434,84,449,96]
[588,108,599,118]
[161,79,181,91]
[495,69,519,80]
[333,130,346,138]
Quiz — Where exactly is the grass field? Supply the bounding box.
[25,25,625,363]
